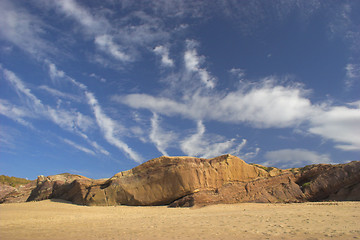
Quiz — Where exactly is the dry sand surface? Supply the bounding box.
[0,200,359,240]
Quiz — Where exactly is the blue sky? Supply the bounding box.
[0,0,359,179]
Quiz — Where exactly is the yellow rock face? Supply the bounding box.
[85,154,270,206]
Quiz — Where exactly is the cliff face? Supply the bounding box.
[169,172,305,207]
[1,155,359,207]
[83,154,270,206]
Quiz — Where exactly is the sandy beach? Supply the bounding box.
[0,200,359,240]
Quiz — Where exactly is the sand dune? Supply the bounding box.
[1,200,359,240]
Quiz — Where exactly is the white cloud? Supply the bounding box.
[89,73,106,83]
[85,91,143,163]
[309,104,360,151]
[47,107,93,132]
[0,99,33,127]
[263,149,332,169]
[54,0,107,35]
[153,45,174,67]
[39,85,81,102]
[1,66,93,133]
[116,94,187,117]
[230,68,246,79]
[233,139,248,156]
[43,62,143,161]
[75,130,110,156]
[242,147,261,160]
[346,64,360,79]
[0,0,51,58]
[0,126,18,151]
[2,67,45,113]
[53,0,133,64]
[180,121,240,158]
[118,79,314,128]
[95,35,132,62]
[118,11,169,46]
[63,138,95,156]
[8,58,140,161]
[149,113,176,156]
[120,88,360,152]
[47,62,65,81]
[184,41,216,89]
[345,63,360,88]
[52,1,168,66]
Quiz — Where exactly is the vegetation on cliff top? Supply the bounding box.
[0,175,32,187]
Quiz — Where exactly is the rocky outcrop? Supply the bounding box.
[0,155,359,207]
[83,154,271,206]
[0,182,36,203]
[27,173,105,204]
[295,161,360,201]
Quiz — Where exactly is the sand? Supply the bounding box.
[0,200,359,240]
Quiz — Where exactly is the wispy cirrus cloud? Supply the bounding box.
[53,0,108,35]
[39,85,81,102]
[0,0,54,58]
[229,68,246,79]
[75,131,110,156]
[43,61,143,162]
[1,66,93,134]
[153,45,174,68]
[51,0,131,65]
[51,0,170,67]
[89,73,106,83]
[47,61,65,82]
[63,138,95,156]
[345,63,360,88]
[85,91,143,163]
[184,40,216,89]
[2,63,141,161]
[94,35,132,62]
[180,120,245,158]
[0,99,33,127]
[149,113,176,156]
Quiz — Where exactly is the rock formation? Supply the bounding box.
[294,161,360,201]
[169,172,305,207]
[0,182,36,203]
[0,155,359,207]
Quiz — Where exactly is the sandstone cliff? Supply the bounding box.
[0,155,359,207]
[82,154,271,206]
